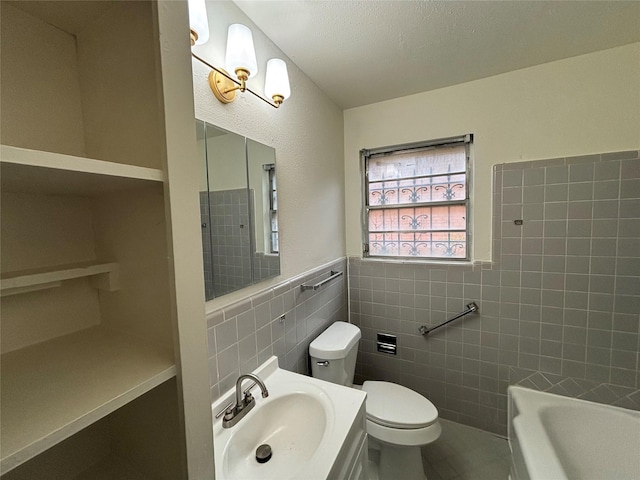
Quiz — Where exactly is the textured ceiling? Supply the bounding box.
[235,1,640,109]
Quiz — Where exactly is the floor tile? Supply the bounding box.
[422,419,511,480]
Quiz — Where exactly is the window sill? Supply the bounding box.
[356,256,475,267]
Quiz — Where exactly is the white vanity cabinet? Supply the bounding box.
[1,1,213,479]
[329,402,369,480]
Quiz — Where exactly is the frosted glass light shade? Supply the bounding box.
[225,24,258,78]
[187,0,209,45]
[264,59,291,101]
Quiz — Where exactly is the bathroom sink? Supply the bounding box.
[222,389,330,479]
[211,356,366,480]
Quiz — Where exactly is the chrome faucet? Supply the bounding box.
[221,373,269,428]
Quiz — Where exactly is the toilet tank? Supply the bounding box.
[309,321,361,387]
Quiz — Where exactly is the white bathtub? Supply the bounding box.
[508,386,640,480]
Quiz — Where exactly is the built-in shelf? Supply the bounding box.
[0,326,176,475]
[74,455,151,480]
[0,262,119,297]
[0,145,164,196]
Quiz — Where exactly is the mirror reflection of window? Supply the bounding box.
[196,120,281,300]
[263,164,278,254]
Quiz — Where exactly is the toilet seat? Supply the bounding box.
[366,417,442,447]
[362,381,438,429]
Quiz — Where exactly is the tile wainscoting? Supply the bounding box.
[206,258,347,400]
[349,150,640,435]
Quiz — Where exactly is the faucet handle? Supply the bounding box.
[223,407,235,421]
[243,391,254,405]
[215,401,235,419]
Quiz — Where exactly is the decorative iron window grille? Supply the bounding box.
[361,135,472,260]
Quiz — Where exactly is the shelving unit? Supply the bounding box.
[0,145,164,196]
[0,327,176,474]
[0,262,119,297]
[0,1,192,478]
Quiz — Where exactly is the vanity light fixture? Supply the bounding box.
[188,0,209,46]
[264,59,291,107]
[209,23,257,104]
[187,1,291,108]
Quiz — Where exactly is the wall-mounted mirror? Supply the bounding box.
[196,119,280,300]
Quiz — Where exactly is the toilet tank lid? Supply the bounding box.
[309,321,361,360]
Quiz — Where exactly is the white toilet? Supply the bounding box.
[310,321,441,480]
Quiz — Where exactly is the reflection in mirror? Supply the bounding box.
[196,120,280,300]
[247,138,279,282]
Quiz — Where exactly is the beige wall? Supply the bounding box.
[192,1,345,309]
[206,132,246,192]
[0,3,86,156]
[344,43,640,262]
[76,1,162,169]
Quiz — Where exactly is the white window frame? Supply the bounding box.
[262,163,278,254]
[361,134,473,262]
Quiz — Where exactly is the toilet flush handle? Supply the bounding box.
[316,360,330,367]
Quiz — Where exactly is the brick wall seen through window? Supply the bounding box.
[362,136,471,260]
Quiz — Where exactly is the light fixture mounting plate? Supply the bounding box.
[208,69,236,104]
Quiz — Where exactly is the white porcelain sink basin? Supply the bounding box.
[223,389,330,479]
[211,356,366,480]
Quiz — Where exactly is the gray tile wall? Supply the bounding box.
[349,150,640,436]
[253,252,280,282]
[201,189,280,298]
[208,188,252,297]
[206,258,348,400]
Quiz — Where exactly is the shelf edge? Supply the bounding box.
[0,145,165,183]
[0,364,177,475]
[0,262,119,295]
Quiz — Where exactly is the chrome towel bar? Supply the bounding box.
[300,270,343,291]
[419,302,479,336]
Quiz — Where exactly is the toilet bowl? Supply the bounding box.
[310,321,441,480]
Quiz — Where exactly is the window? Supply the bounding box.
[362,135,472,260]
[264,163,278,253]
